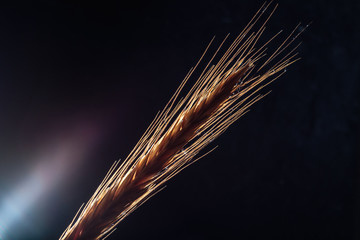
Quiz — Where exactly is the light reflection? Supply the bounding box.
[0,121,102,239]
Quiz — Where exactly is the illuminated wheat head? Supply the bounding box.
[60,3,307,240]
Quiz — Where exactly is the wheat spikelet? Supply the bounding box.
[60,3,306,240]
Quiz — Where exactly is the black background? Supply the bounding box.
[0,0,359,239]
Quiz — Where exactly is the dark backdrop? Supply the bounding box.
[0,1,359,239]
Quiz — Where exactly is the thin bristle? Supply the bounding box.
[60,4,303,240]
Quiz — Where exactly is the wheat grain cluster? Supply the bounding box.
[60,3,305,240]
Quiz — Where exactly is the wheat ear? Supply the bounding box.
[60,3,305,240]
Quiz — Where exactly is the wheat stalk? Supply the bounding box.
[60,3,305,240]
